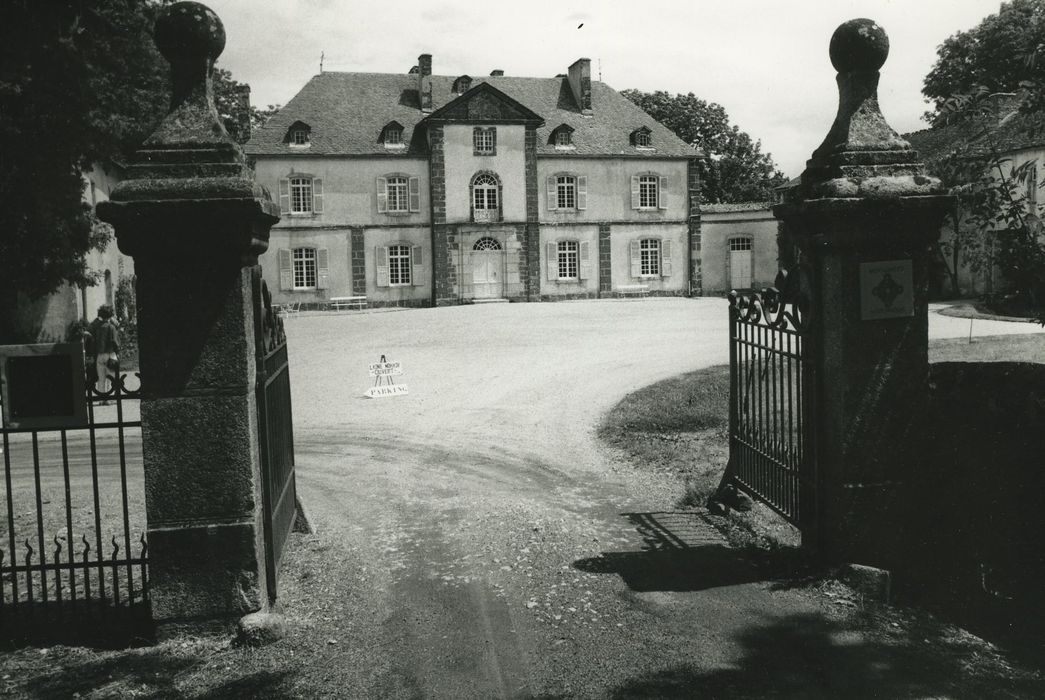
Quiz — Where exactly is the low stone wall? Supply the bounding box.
[906,362,1045,607]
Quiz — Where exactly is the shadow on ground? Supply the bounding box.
[608,612,1042,699]
[2,644,297,699]
[574,511,813,592]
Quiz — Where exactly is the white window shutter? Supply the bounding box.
[577,176,587,210]
[316,247,330,288]
[412,245,425,286]
[661,240,672,277]
[278,248,292,290]
[313,178,324,213]
[547,176,557,210]
[408,177,421,212]
[658,176,668,209]
[546,243,558,280]
[579,240,592,280]
[630,240,641,278]
[631,175,640,209]
[376,177,388,213]
[376,246,389,287]
[278,178,290,214]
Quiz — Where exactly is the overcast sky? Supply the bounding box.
[202,0,1004,177]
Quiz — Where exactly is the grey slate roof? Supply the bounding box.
[245,72,702,159]
[905,95,1045,166]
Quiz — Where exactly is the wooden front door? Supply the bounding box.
[729,237,753,290]
[472,237,503,299]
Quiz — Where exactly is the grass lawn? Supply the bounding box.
[600,332,1045,514]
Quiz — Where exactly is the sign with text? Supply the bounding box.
[0,343,88,429]
[368,361,404,377]
[859,259,914,320]
[365,384,409,398]
[365,355,408,398]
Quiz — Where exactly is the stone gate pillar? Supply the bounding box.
[98,2,279,634]
[773,20,952,566]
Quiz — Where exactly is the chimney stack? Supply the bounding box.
[235,85,251,143]
[490,69,504,77]
[418,53,433,112]
[567,58,592,114]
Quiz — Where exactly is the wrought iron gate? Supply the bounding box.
[253,271,297,602]
[725,284,817,532]
[1,362,149,644]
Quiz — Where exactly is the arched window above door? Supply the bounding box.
[473,237,502,251]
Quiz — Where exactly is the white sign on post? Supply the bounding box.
[859,259,914,320]
[365,354,408,398]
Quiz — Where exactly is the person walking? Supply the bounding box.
[87,305,120,398]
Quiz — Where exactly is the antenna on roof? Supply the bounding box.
[598,58,602,82]
[320,52,324,74]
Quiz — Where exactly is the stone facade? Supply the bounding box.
[245,55,706,307]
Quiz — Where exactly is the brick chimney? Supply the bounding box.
[418,53,433,112]
[490,69,504,77]
[567,58,592,114]
[235,85,251,143]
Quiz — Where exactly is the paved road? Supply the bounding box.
[269,297,1040,698]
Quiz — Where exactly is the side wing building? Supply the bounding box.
[245,55,705,307]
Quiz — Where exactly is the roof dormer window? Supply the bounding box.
[453,75,473,95]
[285,121,312,148]
[631,126,653,148]
[550,124,575,149]
[381,121,405,149]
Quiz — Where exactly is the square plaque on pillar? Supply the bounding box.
[859,259,914,320]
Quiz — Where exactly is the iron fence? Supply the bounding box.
[254,271,297,602]
[726,286,817,531]
[1,365,149,644]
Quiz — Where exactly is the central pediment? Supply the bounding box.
[426,82,544,125]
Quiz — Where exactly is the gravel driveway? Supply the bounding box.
[271,297,1041,698]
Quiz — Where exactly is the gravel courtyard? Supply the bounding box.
[270,297,1044,698]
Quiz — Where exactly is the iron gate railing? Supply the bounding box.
[725,285,817,532]
[1,363,149,644]
[254,271,297,602]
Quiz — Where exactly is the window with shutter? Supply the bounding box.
[278,248,293,290]
[639,239,661,276]
[411,245,425,286]
[388,244,412,286]
[376,177,388,213]
[629,240,642,278]
[313,178,324,213]
[316,248,330,289]
[289,177,314,214]
[376,246,390,287]
[547,176,558,211]
[661,240,672,277]
[658,176,668,210]
[579,240,592,280]
[630,176,641,210]
[292,247,317,288]
[577,176,587,210]
[409,177,421,212]
[278,179,290,214]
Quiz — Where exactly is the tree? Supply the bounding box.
[0,0,267,342]
[920,0,1045,320]
[620,89,787,203]
[924,0,1045,121]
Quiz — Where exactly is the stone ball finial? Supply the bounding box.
[154,1,226,66]
[829,18,889,72]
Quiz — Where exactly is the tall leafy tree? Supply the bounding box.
[621,90,787,203]
[0,0,266,342]
[920,0,1045,320]
[923,0,1045,120]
